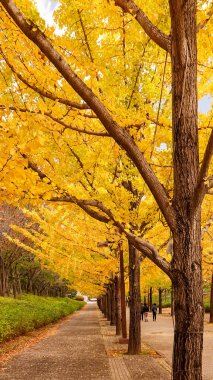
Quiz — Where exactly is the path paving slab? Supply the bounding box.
[0,303,171,380]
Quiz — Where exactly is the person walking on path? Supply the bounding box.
[143,303,149,322]
[152,303,157,321]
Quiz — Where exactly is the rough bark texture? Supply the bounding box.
[128,243,141,354]
[169,1,204,379]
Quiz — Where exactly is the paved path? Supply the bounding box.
[137,311,213,380]
[0,303,170,380]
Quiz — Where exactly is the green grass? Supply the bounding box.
[0,294,85,343]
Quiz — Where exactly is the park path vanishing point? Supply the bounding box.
[0,303,170,380]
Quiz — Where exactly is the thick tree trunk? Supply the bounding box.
[128,243,141,354]
[210,272,213,324]
[170,1,203,378]
[171,286,175,316]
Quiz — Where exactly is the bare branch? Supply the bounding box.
[127,233,172,278]
[193,129,213,209]
[197,9,213,32]
[201,214,213,238]
[114,0,171,52]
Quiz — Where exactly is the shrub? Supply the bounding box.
[0,295,85,343]
[75,295,84,301]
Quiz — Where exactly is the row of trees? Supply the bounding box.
[0,203,70,297]
[0,1,212,379]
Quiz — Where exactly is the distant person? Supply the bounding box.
[143,303,149,322]
[152,303,157,321]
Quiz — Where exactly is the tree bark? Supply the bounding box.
[115,276,122,335]
[158,287,163,314]
[149,287,153,311]
[169,1,204,378]
[128,243,141,354]
[210,272,213,324]
[110,282,116,326]
[119,247,127,339]
[107,288,111,322]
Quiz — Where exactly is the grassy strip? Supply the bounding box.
[0,294,85,343]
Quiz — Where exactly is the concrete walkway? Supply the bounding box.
[0,303,170,380]
[137,310,213,380]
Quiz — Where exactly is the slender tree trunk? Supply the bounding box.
[0,255,5,296]
[119,247,127,339]
[149,287,153,311]
[159,287,163,314]
[115,275,121,335]
[128,243,141,354]
[103,294,107,317]
[210,272,213,323]
[170,1,203,378]
[107,288,111,322]
[110,282,116,326]
[12,279,17,299]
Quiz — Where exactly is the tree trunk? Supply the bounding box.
[170,1,203,378]
[158,287,163,314]
[0,255,5,296]
[115,276,121,335]
[149,287,153,311]
[107,289,111,322]
[128,243,141,354]
[110,282,116,326]
[103,294,107,318]
[171,286,174,316]
[119,247,127,339]
[210,272,213,324]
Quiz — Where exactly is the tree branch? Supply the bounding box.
[114,0,171,52]
[1,0,176,231]
[193,129,213,210]
[23,156,171,276]
[197,9,213,32]
[0,104,109,137]
[50,195,171,277]
[0,47,89,110]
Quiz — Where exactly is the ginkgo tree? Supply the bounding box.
[8,203,121,296]
[0,0,213,379]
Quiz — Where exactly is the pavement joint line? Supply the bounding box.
[156,357,172,374]
[99,313,132,380]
